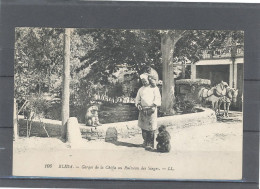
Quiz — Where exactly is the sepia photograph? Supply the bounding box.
[13,28,244,180]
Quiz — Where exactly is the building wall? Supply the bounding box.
[196,65,230,86]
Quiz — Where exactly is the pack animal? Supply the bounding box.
[198,81,228,115]
[156,125,171,153]
[218,87,238,117]
[85,105,101,126]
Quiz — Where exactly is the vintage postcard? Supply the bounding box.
[13,27,243,180]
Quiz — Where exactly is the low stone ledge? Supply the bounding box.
[157,108,216,128]
[80,120,141,140]
[79,108,216,140]
[18,108,216,140]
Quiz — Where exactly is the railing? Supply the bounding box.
[202,46,244,59]
[93,94,135,104]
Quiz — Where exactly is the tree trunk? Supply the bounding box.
[161,31,185,115]
[13,98,19,140]
[61,28,71,141]
[161,33,175,115]
[182,61,186,79]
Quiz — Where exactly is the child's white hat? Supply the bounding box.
[140,73,148,80]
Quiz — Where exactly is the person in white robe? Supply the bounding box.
[135,74,161,149]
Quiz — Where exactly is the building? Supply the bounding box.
[190,45,244,110]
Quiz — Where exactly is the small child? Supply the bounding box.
[148,75,157,88]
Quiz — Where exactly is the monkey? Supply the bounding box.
[156,125,171,153]
[85,105,101,126]
[23,107,35,120]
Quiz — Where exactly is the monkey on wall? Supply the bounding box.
[156,125,171,153]
[85,105,101,126]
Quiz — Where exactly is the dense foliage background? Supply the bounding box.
[14,28,243,122]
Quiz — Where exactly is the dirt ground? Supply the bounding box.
[13,111,243,180]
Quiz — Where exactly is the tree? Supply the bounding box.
[160,31,186,114]
[68,29,162,110]
[13,98,18,140]
[15,28,64,101]
[160,30,244,114]
[61,28,71,141]
[72,29,243,114]
[75,29,161,84]
[15,28,243,120]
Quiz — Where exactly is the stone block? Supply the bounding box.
[105,127,118,142]
[66,117,83,148]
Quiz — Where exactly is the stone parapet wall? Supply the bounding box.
[18,108,216,139]
[176,79,211,103]
[80,108,216,139]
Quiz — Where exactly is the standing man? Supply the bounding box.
[135,74,161,150]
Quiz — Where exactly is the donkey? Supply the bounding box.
[218,87,238,117]
[198,81,229,115]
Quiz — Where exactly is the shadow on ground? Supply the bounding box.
[217,111,242,123]
[106,141,143,148]
[107,141,168,153]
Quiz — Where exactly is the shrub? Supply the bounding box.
[174,99,197,114]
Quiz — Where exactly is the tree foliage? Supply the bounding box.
[75,29,161,83]
[174,30,244,64]
[15,28,64,100]
[15,27,243,117]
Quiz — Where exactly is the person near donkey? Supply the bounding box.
[135,74,161,150]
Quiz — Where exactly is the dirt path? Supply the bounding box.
[13,114,242,180]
